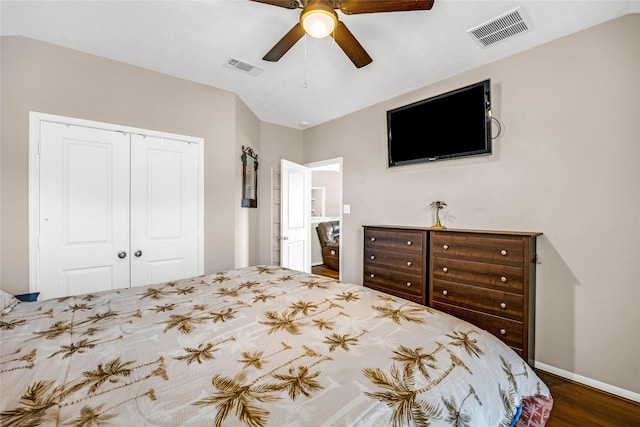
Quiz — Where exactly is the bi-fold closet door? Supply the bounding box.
[36,120,200,301]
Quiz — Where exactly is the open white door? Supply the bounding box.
[280,159,311,273]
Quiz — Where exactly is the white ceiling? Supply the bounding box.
[2,1,638,129]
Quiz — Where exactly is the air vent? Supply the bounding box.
[223,58,264,76]
[467,7,530,47]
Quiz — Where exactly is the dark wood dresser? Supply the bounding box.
[363,226,428,304]
[429,229,541,366]
[363,225,541,366]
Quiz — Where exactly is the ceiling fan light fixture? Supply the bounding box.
[301,5,338,38]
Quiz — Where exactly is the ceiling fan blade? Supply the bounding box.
[333,21,372,68]
[263,23,306,62]
[249,0,300,9]
[338,0,434,14]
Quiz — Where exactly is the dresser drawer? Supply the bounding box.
[431,258,524,293]
[364,228,424,253]
[432,279,524,321]
[432,301,524,349]
[431,233,524,266]
[364,248,423,275]
[363,265,423,297]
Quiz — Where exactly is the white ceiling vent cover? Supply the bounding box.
[224,58,264,76]
[468,7,530,48]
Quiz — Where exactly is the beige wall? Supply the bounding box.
[312,170,341,218]
[303,14,640,395]
[0,35,301,292]
[257,122,304,266]
[0,36,251,294]
[234,97,261,268]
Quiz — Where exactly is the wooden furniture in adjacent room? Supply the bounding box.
[362,225,541,366]
[363,226,429,304]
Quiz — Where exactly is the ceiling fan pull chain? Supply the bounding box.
[303,35,308,88]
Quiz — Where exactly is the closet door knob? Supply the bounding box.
[117,251,127,259]
[134,250,142,257]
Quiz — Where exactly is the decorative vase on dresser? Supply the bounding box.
[363,225,541,366]
[429,229,541,367]
[363,226,429,305]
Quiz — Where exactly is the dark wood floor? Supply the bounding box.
[536,370,640,426]
[311,264,339,279]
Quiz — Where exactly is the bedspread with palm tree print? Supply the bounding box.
[0,266,552,426]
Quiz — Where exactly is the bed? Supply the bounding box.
[0,266,552,426]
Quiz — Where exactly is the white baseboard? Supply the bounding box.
[534,362,640,403]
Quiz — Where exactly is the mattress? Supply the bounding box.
[0,266,552,426]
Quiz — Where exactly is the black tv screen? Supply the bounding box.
[387,80,492,166]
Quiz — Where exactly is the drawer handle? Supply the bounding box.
[499,329,507,335]
[500,302,507,309]
[500,276,507,283]
[370,255,376,260]
[330,250,336,255]
[370,273,375,279]
[406,241,412,246]
[442,267,448,273]
[406,282,412,287]
[406,261,412,267]
[443,244,449,250]
[370,237,376,242]
[500,250,508,256]
[442,290,448,296]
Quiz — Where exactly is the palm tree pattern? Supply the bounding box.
[1,265,551,426]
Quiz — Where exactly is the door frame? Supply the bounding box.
[28,111,205,294]
[306,157,343,280]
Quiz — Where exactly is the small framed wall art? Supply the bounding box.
[241,146,258,208]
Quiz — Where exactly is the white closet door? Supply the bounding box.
[38,122,131,300]
[130,135,199,287]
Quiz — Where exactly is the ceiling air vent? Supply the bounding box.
[224,58,264,76]
[467,7,530,48]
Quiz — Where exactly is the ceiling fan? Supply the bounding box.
[250,0,435,68]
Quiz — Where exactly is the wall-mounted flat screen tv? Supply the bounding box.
[387,79,492,166]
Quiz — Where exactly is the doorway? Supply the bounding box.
[273,157,343,279]
[307,158,343,279]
